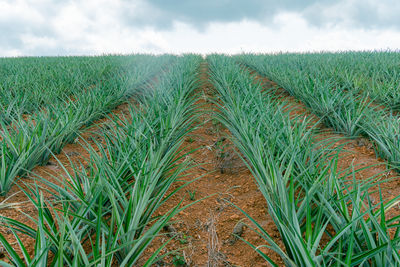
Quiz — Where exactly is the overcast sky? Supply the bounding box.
[1,0,399,56]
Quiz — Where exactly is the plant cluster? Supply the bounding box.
[208,55,400,266]
[0,55,202,266]
[237,53,400,171]
[0,55,173,195]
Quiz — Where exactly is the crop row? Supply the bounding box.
[0,55,202,266]
[1,52,399,266]
[237,53,400,171]
[0,56,158,124]
[208,55,400,266]
[0,55,173,196]
[238,52,400,109]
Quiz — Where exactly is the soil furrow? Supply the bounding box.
[142,61,281,266]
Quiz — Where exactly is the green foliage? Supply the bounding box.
[172,253,186,266]
[208,54,400,266]
[237,52,400,172]
[187,190,196,201]
[0,55,202,266]
[0,55,173,196]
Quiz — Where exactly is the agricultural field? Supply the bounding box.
[0,52,400,266]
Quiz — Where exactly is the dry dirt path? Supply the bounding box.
[143,62,282,266]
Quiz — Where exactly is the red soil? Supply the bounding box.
[1,62,399,267]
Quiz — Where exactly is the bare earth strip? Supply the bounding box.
[142,62,282,266]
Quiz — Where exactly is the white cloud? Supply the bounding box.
[0,0,399,56]
[153,13,400,54]
[20,34,57,51]
[0,0,44,24]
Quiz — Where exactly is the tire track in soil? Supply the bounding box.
[141,61,283,266]
[244,66,400,221]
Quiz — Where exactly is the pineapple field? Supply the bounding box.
[1,52,400,266]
